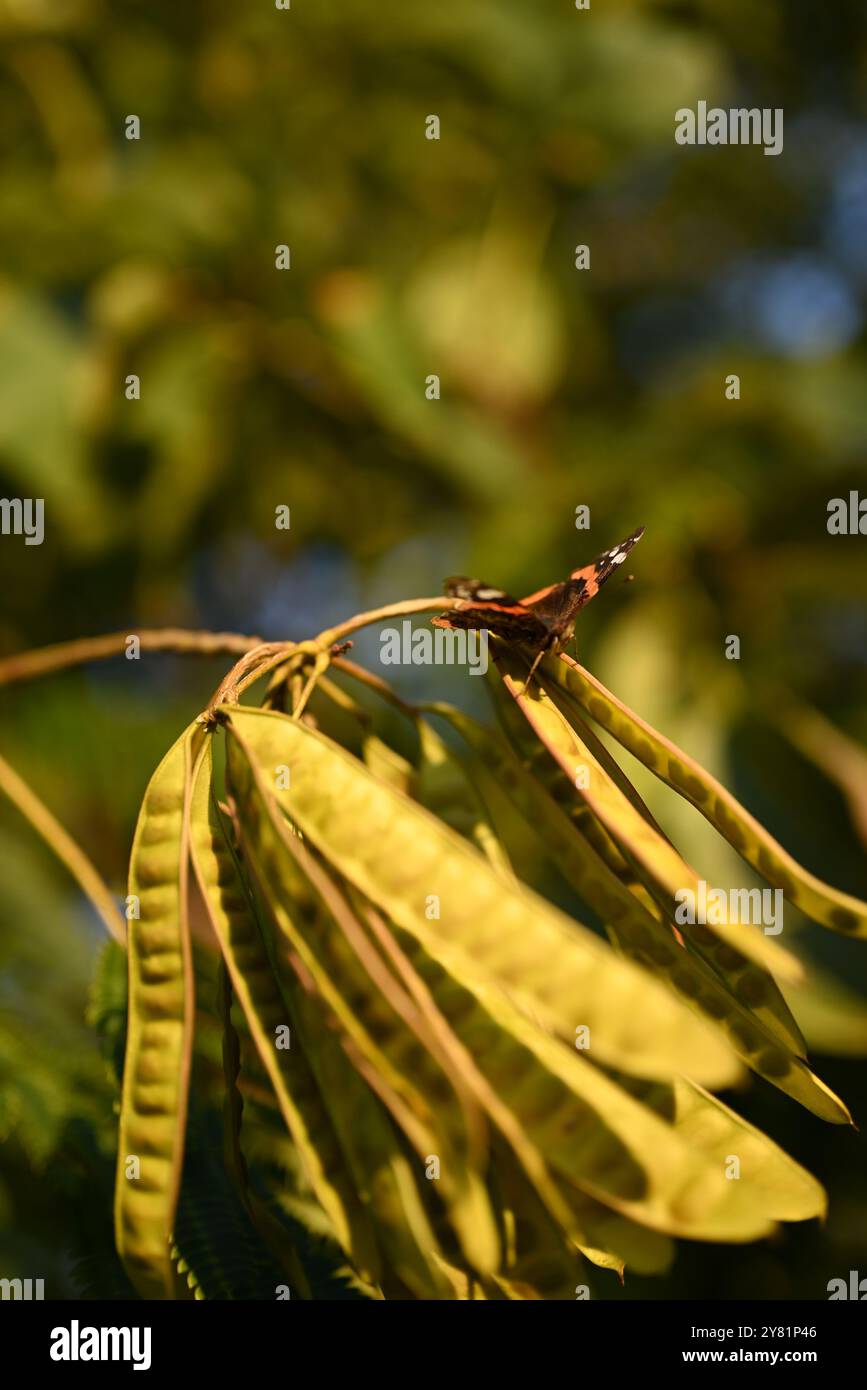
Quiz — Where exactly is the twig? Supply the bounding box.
[0,629,261,689]
[316,596,457,647]
[0,750,127,945]
[0,600,457,694]
[331,656,419,716]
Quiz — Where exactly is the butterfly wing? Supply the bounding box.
[433,528,644,649]
[433,578,547,644]
[443,578,522,604]
[522,527,645,611]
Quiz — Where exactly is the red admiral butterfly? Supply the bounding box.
[432,526,644,686]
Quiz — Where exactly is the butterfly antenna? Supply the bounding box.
[517,649,546,698]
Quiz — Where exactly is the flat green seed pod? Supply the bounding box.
[546,652,867,940]
[222,705,740,1089]
[114,723,202,1299]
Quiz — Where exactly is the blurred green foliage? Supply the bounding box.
[1,0,866,1298]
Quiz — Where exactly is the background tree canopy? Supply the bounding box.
[1,0,866,1299]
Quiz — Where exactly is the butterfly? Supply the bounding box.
[432,526,645,688]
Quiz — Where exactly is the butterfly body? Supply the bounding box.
[432,527,644,663]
